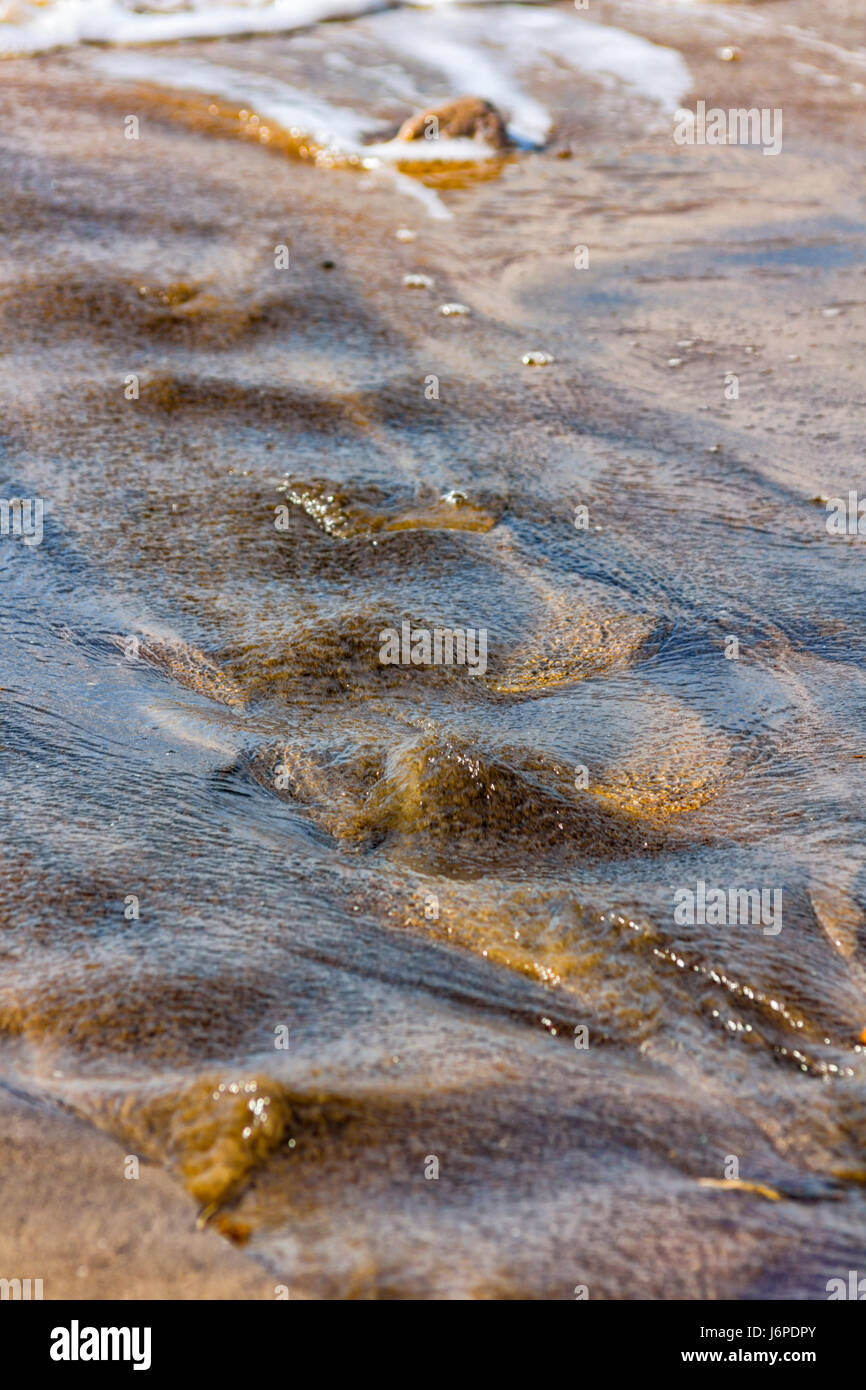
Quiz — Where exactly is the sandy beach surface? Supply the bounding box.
[2,0,866,1300]
[0,1084,275,1298]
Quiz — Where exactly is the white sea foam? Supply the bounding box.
[0,0,386,56]
[16,0,693,219]
[366,5,691,135]
[91,50,464,216]
[86,2,691,158]
[92,50,506,166]
[1,0,692,118]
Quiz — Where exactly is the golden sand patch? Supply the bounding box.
[490,609,659,694]
[284,478,500,539]
[698,1178,782,1201]
[110,1075,358,1216]
[114,634,247,709]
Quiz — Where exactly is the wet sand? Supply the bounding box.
[2,0,866,1299]
[0,1085,275,1298]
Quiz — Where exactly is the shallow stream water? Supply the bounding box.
[2,0,866,1298]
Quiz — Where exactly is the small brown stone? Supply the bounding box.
[397,97,509,149]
